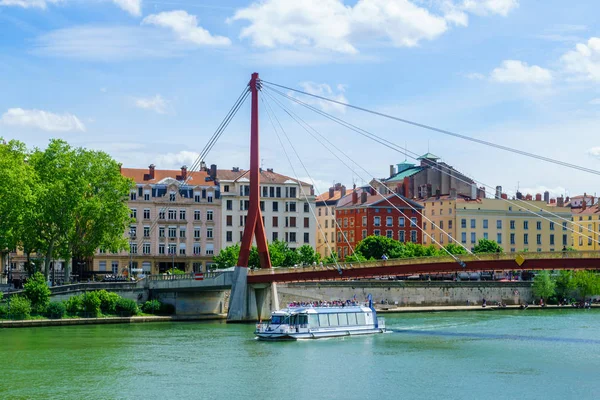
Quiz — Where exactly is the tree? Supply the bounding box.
[213,244,240,269]
[572,271,600,300]
[297,244,320,265]
[23,271,51,313]
[355,235,404,260]
[444,243,468,255]
[473,239,503,254]
[555,270,575,298]
[532,271,556,300]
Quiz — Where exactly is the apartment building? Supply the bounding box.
[92,164,221,275]
[315,183,353,258]
[336,188,423,259]
[570,201,600,250]
[216,167,316,257]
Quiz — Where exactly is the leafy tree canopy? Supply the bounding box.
[473,239,503,254]
[532,271,556,299]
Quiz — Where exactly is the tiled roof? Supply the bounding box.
[121,168,215,186]
[572,206,600,215]
[216,169,309,185]
[337,192,423,209]
[417,152,440,160]
[316,188,357,202]
[384,166,423,182]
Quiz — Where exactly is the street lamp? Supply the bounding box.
[129,229,134,280]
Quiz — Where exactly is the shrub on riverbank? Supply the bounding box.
[9,295,32,320]
[47,302,66,319]
[82,292,102,317]
[65,295,83,315]
[142,300,161,314]
[116,298,139,316]
[23,272,51,314]
[97,290,120,314]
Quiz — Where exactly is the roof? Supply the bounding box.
[572,206,600,215]
[216,169,309,185]
[337,192,423,209]
[385,166,423,182]
[417,152,440,160]
[121,168,215,186]
[315,188,357,203]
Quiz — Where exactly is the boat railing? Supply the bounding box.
[377,317,386,329]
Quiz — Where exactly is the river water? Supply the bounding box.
[1,309,599,400]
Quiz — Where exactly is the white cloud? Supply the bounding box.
[155,150,200,169]
[231,0,448,54]
[0,0,62,8]
[142,10,231,46]
[461,0,519,16]
[1,108,85,132]
[291,82,349,113]
[490,60,553,84]
[590,98,600,105]
[133,95,168,114]
[464,72,485,80]
[112,0,141,16]
[587,147,600,158]
[561,37,600,82]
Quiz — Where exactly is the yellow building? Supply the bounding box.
[421,195,572,253]
[315,183,353,258]
[570,204,600,250]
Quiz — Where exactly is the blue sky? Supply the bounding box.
[1,0,599,198]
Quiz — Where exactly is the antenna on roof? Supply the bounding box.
[404,141,407,162]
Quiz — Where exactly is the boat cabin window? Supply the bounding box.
[338,313,348,326]
[318,314,329,327]
[271,315,288,324]
[290,314,308,325]
[356,313,366,325]
[329,314,339,326]
[308,314,319,327]
[348,313,357,325]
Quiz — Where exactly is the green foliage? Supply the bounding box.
[555,270,576,298]
[296,244,320,265]
[444,243,468,255]
[81,291,101,317]
[142,300,162,314]
[46,302,66,319]
[0,291,3,302]
[65,295,83,315]
[355,235,404,260]
[23,271,51,313]
[572,271,600,300]
[323,254,338,264]
[115,298,139,316]
[0,305,7,318]
[213,244,240,269]
[166,268,186,275]
[532,271,556,299]
[9,295,32,320]
[345,252,368,263]
[473,239,503,254]
[97,290,120,314]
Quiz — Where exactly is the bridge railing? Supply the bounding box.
[147,271,225,281]
[248,250,600,276]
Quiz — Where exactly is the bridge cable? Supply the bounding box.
[261,92,358,268]
[261,80,600,177]
[263,85,600,247]
[262,88,471,266]
[130,85,250,255]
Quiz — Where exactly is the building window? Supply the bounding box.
[537,221,542,230]
[304,203,309,213]
[461,219,466,228]
[362,216,367,226]
[374,230,381,236]
[168,209,176,220]
[510,233,515,245]
[536,234,542,245]
[143,226,150,237]
[290,217,297,228]
[550,222,555,231]
[563,234,568,246]
[207,210,214,221]
[470,219,475,228]
[168,244,176,255]
[207,227,213,239]
[111,261,119,275]
[143,209,150,220]
[194,210,201,221]
[159,244,165,254]
[143,243,150,254]
[410,218,417,227]
[159,211,165,220]
[399,231,405,242]
[399,217,405,227]
[410,230,417,242]
[272,216,278,227]
[461,232,466,243]
[168,227,176,238]
[588,236,593,246]
[483,232,488,240]
[386,230,393,238]
[304,232,310,243]
[524,233,529,245]
[130,191,137,201]
[362,230,368,240]
[193,244,201,255]
[524,221,529,230]
[180,210,186,220]
[272,232,278,241]
[374,216,381,227]
[179,227,186,238]
[207,192,213,203]
[194,227,201,239]
[130,208,137,219]
[510,220,515,229]
[226,200,233,211]
[562,222,567,231]
[483,219,488,229]
[194,194,201,203]
[169,192,176,202]
[179,244,186,255]
[226,231,233,242]
[386,216,393,226]
[343,218,348,228]
[439,221,444,230]
[497,220,502,229]
[159,227,165,238]
[226,215,233,226]
[273,201,279,212]
[449,220,453,229]
[550,234,554,246]
[471,232,476,244]
[304,217,309,228]
[289,232,297,242]
[130,243,138,254]
[497,233,502,244]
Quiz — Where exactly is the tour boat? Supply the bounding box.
[255,297,386,341]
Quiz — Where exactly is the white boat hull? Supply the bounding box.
[256,327,386,341]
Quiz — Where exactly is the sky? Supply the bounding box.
[1,0,600,198]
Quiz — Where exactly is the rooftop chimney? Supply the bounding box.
[544,191,550,204]
[361,191,368,204]
[148,164,155,180]
[582,199,587,211]
[210,164,217,178]
[328,187,335,198]
[557,196,564,207]
[535,193,542,201]
[495,186,502,199]
[525,194,533,201]
[369,187,375,196]
[200,161,206,171]
[501,193,508,200]
[352,191,358,204]
[550,198,556,204]
[477,186,486,199]
[516,191,523,200]
[389,164,395,177]
[435,188,441,199]
[341,185,347,197]
[180,165,188,181]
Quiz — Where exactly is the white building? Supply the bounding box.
[217,167,316,258]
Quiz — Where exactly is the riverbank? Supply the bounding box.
[375,304,600,313]
[0,314,227,328]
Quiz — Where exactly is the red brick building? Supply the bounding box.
[335,188,424,259]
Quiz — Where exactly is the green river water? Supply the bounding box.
[1,309,599,400]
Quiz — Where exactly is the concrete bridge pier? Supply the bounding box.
[227,266,278,322]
